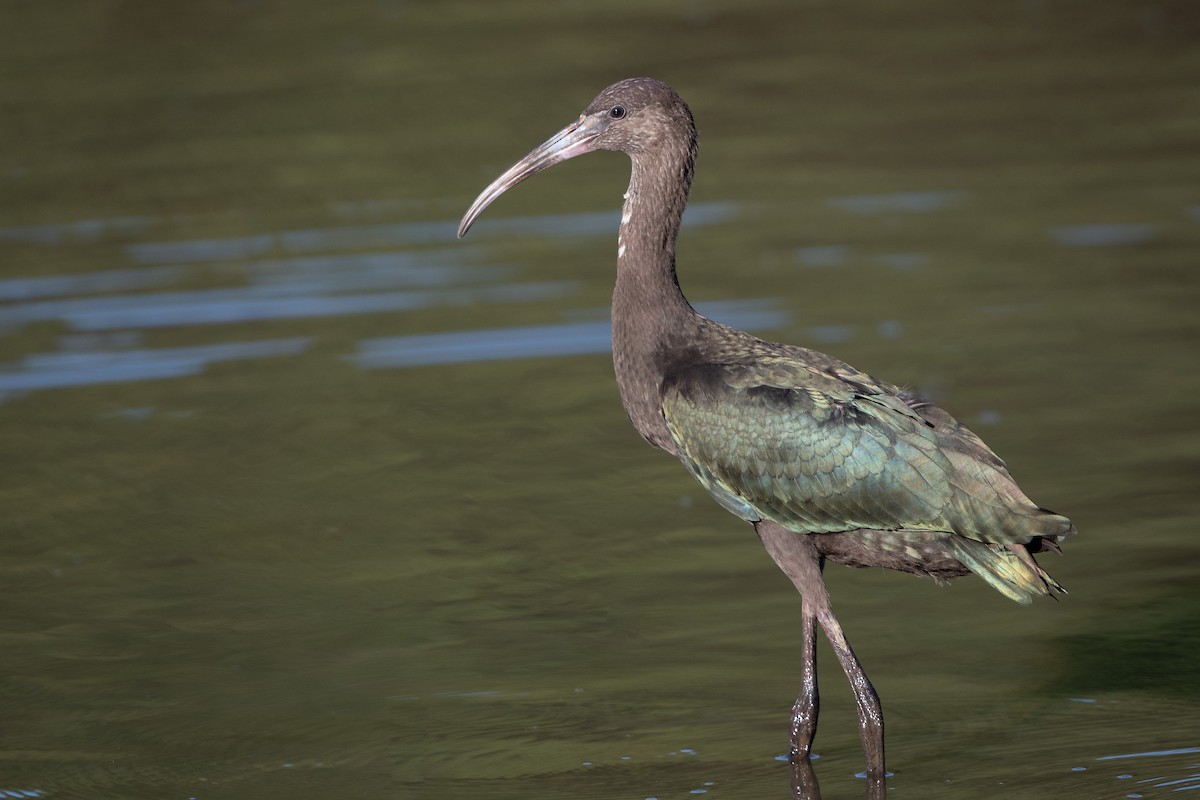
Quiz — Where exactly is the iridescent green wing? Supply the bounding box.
[661,358,956,535]
[662,355,1076,602]
[663,355,1076,548]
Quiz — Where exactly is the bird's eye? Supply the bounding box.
[609,105,626,119]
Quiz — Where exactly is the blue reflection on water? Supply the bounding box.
[354,319,614,368]
[125,202,737,264]
[0,338,311,399]
[128,233,276,264]
[0,248,505,309]
[0,265,190,301]
[1051,223,1159,247]
[0,216,156,245]
[1088,745,1200,795]
[826,191,967,215]
[794,247,930,272]
[0,281,576,331]
[243,250,504,290]
[0,203,742,398]
[1095,747,1200,761]
[350,300,792,369]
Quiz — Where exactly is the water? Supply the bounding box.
[2,2,1198,798]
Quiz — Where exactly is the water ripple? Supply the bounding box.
[826,190,967,215]
[350,300,791,369]
[0,266,190,302]
[125,202,737,264]
[0,216,157,246]
[0,338,311,400]
[0,281,576,332]
[1096,747,1200,761]
[1051,223,1159,247]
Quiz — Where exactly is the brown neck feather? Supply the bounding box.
[610,129,700,451]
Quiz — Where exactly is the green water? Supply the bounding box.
[2,2,1198,798]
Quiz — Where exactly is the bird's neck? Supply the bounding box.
[611,143,700,452]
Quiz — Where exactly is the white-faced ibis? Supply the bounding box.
[458,78,1075,796]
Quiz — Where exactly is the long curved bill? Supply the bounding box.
[458,116,603,238]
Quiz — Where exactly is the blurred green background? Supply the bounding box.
[1,1,1198,798]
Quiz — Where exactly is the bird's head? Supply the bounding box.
[457,77,694,238]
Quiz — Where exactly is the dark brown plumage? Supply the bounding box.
[458,77,1075,797]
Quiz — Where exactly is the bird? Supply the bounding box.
[457,77,1075,797]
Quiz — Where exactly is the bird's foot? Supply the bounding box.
[788,705,819,760]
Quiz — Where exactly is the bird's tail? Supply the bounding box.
[945,537,1066,605]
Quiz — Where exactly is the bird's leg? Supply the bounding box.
[755,522,886,799]
[754,523,825,758]
[815,605,886,798]
[789,600,820,758]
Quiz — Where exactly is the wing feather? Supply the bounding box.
[661,358,1072,546]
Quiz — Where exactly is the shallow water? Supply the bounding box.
[2,2,1199,798]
